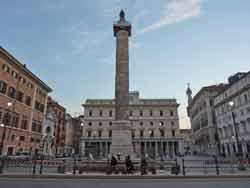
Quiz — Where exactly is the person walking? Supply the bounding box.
[110,154,117,173]
[125,155,134,174]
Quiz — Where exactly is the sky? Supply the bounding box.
[0,0,250,129]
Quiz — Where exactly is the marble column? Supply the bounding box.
[80,141,85,157]
[100,142,103,157]
[155,142,158,158]
[144,142,147,155]
[105,142,108,157]
[160,141,164,156]
[110,10,134,159]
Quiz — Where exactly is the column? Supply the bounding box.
[100,142,103,157]
[169,142,172,158]
[155,142,158,158]
[166,142,169,156]
[108,142,111,154]
[144,142,147,155]
[179,140,184,155]
[105,141,108,157]
[160,141,163,156]
[172,142,175,157]
[149,142,152,157]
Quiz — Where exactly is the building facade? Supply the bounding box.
[80,91,184,159]
[0,47,52,155]
[214,72,250,156]
[186,84,226,155]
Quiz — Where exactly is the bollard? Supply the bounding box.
[32,160,36,175]
[39,156,43,175]
[182,158,185,176]
[214,156,219,176]
[73,157,76,175]
[0,158,4,174]
[175,158,178,175]
[247,154,250,174]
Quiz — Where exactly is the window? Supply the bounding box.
[32,121,42,132]
[2,64,9,73]
[247,107,250,114]
[3,112,11,125]
[149,130,154,137]
[149,110,153,116]
[40,104,44,112]
[22,78,26,84]
[240,109,244,116]
[131,130,135,138]
[98,130,102,137]
[35,101,44,112]
[30,137,34,142]
[35,101,40,110]
[8,87,16,98]
[99,122,102,126]
[160,110,163,116]
[159,121,164,126]
[21,117,28,130]
[140,110,143,116]
[19,136,25,141]
[16,91,24,102]
[109,110,113,117]
[12,114,19,128]
[89,110,92,117]
[140,122,143,126]
[0,110,2,122]
[109,130,112,137]
[0,81,7,94]
[244,94,248,103]
[171,121,175,127]
[150,122,154,126]
[99,110,103,116]
[140,130,144,137]
[160,129,165,137]
[172,129,176,137]
[109,122,112,126]
[25,96,31,106]
[170,110,174,116]
[32,121,36,132]
[11,71,18,80]
[129,111,133,116]
[11,135,15,141]
[88,122,92,126]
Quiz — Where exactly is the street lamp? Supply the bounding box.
[228,101,241,156]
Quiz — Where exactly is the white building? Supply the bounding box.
[214,72,250,156]
[186,84,226,155]
[80,91,184,159]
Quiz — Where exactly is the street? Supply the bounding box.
[0,178,250,188]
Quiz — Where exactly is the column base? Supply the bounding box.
[110,120,135,160]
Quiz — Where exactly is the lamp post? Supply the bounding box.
[228,101,241,156]
[0,102,13,155]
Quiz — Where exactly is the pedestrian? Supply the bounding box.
[125,155,134,174]
[110,154,117,173]
[141,155,147,175]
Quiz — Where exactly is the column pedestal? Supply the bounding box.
[110,120,134,160]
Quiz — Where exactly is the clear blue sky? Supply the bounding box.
[1,0,249,128]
